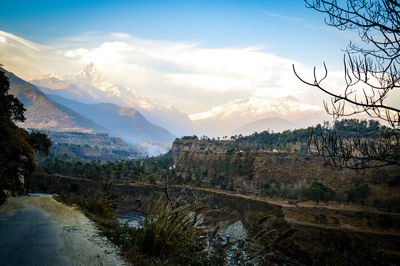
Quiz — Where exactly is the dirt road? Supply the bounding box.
[0,195,126,266]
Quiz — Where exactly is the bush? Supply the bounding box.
[306,182,335,203]
[58,193,211,265]
[129,198,210,265]
[58,191,116,220]
[346,183,370,205]
[314,213,328,224]
[384,197,400,213]
[263,184,279,198]
[374,196,400,213]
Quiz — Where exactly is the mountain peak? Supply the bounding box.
[81,62,97,75]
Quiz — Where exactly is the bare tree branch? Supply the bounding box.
[295,0,400,169]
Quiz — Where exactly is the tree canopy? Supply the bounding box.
[0,66,51,203]
[0,67,25,124]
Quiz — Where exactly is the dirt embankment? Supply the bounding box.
[32,173,400,264]
[0,195,126,265]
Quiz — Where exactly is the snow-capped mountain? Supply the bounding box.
[31,63,194,136]
[29,64,327,139]
[32,63,154,108]
[190,95,327,137]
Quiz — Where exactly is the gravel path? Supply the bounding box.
[0,195,126,266]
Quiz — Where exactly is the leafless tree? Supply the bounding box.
[294,0,400,169]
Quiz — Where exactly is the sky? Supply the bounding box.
[0,0,361,114]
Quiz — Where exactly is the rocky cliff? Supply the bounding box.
[171,139,400,206]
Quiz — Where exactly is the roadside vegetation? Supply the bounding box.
[57,188,215,265]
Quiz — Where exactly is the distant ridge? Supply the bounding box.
[3,67,106,133]
[47,94,176,144]
[231,117,299,135]
[31,63,194,137]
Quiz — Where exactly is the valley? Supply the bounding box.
[31,124,400,265]
[31,172,400,265]
[1,7,400,263]
[2,65,398,263]
[43,131,142,161]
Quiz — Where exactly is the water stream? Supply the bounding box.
[117,211,145,228]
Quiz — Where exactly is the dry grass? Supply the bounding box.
[26,196,80,220]
[1,196,80,221]
[0,198,25,214]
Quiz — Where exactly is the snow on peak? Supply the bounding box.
[189,95,322,121]
[36,72,65,80]
[74,63,121,96]
[42,63,158,110]
[81,62,97,75]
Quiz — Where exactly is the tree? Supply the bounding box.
[306,181,335,203]
[29,130,52,156]
[0,66,51,203]
[0,69,25,124]
[0,66,32,202]
[294,0,400,169]
[346,182,370,205]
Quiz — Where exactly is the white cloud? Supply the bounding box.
[0,30,349,114]
[110,32,131,39]
[65,38,319,112]
[168,73,249,91]
[0,30,40,51]
[65,48,89,58]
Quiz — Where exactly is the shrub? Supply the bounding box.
[130,198,209,265]
[58,191,116,220]
[374,196,400,213]
[263,184,279,198]
[346,183,370,205]
[314,213,328,224]
[57,192,211,265]
[306,182,335,203]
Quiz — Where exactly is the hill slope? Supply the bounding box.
[3,68,105,133]
[47,94,176,144]
[190,96,326,136]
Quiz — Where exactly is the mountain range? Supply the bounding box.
[189,95,328,136]
[3,67,175,151]
[5,68,106,133]
[1,30,329,140]
[31,63,327,138]
[6,62,328,142]
[31,63,194,137]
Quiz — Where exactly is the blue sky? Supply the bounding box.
[0,0,359,114]
[0,0,351,66]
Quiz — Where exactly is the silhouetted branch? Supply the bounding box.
[294,0,400,169]
[309,127,400,170]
